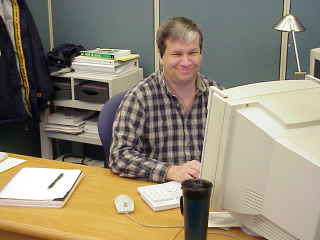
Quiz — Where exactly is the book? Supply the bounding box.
[71,58,139,74]
[116,54,140,62]
[73,54,139,65]
[0,167,83,208]
[80,48,131,59]
[73,56,121,66]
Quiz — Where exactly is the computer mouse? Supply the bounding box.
[114,194,135,213]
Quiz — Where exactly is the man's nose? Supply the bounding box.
[180,54,192,65]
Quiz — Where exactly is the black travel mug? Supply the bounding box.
[180,179,213,240]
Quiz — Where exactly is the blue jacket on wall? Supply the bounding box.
[0,0,52,124]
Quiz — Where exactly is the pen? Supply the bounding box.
[48,173,64,189]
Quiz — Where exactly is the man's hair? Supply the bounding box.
[156,16,203,58]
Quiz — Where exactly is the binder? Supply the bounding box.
[0,167,83,208]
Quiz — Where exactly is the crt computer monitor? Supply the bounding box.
[200,79,320,240]
[310,48,320,79]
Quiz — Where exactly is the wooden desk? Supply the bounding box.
[0,154,262,240]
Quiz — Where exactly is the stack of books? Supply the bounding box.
[45,109,96,134]
[71,48,139,74]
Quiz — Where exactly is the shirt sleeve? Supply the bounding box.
[108,92,169,183]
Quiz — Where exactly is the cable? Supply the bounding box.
[168,229,244,240]
[208,231,244,240]
[170,228,183,240]
[124,212,243,240]
[125,213,183,229]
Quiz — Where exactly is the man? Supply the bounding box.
[109,16,219,183]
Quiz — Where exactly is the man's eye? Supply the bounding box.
[172,53,182,56]
[190,52,199,55]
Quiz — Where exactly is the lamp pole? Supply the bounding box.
[291,31,302,72]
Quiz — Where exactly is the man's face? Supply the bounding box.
[160,38,202,86]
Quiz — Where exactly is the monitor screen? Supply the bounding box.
[200,79,320,240]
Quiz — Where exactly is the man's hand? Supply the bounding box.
[166,160,201,182]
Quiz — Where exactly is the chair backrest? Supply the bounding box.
[98,90,127,168]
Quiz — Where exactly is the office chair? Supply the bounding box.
[98,90,127,168]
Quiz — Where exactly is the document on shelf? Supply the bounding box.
[47,109,95,126]
[0,167,83,208]
[45,123,84,134]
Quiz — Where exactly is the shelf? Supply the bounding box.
[53,100,103,111]
[40,68,143,159]
[46,131,101,145]
[54,68,139,83]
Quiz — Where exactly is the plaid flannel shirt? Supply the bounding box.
[109,71,218,182]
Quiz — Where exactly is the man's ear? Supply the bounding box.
[159,56,163,65]
[158,48,164,65]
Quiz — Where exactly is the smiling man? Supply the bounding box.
[109,17,220,183]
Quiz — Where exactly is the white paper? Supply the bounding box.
[208,211,241,228]
[0,157,26,173]
[0,167,82,200]
[0,152,8,161]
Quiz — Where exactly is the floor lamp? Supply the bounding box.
[273,14,306,79]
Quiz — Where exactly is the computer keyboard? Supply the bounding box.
[137,181,182,211]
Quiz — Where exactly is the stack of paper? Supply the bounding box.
[73,54,139,65]
[45,124,84,134]
[71,58,139,74]
[0,167,83,208]
[84,117,98,134]
[0,152,8,162]
[0,156,26,173]
[47,109,95,126]
[45,109,95,134]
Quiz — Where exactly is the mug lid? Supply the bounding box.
[181,179,213,190]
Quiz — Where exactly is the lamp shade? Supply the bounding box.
[273,14,305,32]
